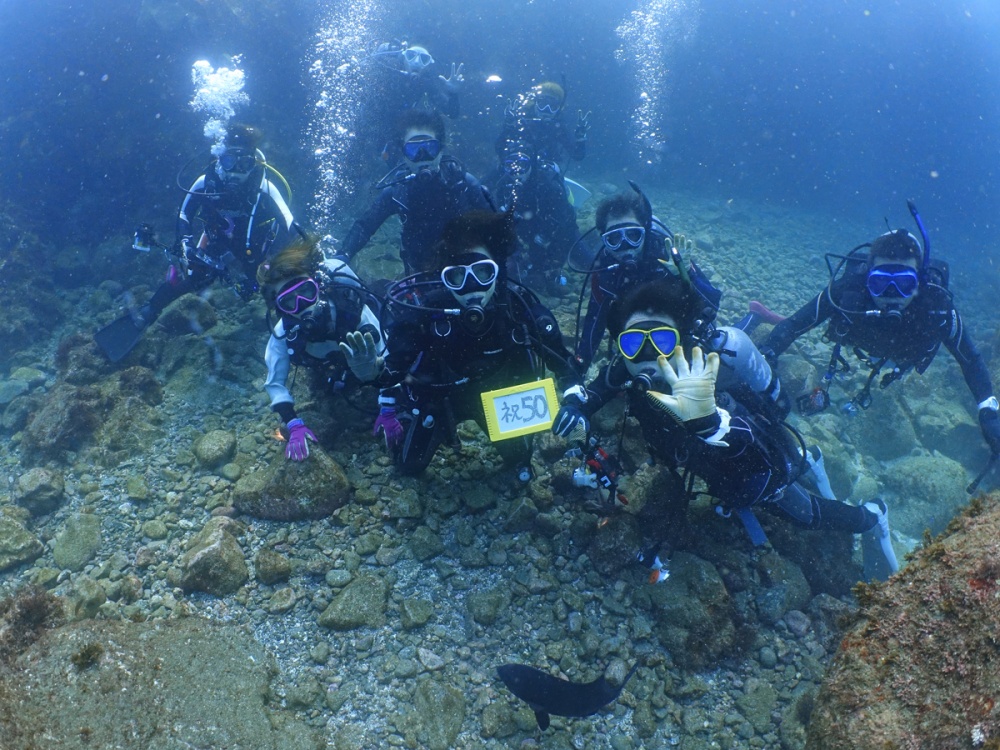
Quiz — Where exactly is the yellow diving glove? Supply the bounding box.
[646,345,720,423]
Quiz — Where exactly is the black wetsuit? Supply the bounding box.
[578,352,876,553]
[340,159,491,274]
[147,168,297,316]
[492,162,581,284]
[378,282,580,476]
[764,267,994,409]
[575,232,721,371]
[495,116,585,167]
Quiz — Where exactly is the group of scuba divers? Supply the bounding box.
[95,47,1000,586]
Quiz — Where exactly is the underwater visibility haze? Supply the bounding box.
[0,0,998,747]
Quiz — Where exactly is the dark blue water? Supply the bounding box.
[2,0,999,275]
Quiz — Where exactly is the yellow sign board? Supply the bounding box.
[480,378,558,442]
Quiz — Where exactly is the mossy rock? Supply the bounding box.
[317,574,388,631]
[234,447,351,521]
[0,618,323,749]
[193,429,237,468]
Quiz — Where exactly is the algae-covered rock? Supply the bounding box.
[736,677,778,734]
[0,379,28,406]
[193,429,237,468]
[234,446,351,520]
[753,550,812,625]
[254,548,292,585]
[467,586,511,626]
[882,451,968,536]
[806,492,1000,749]
[20,383,106,461]
[0,516,43,572]
[317,573,389,630]
[587,512,643,577]
[158,294,219,335]
[64,574,107,620]
[411,677,467,750]
[52,513,102,571]
[0,617,323,749]
[178,517,248,595]
[648,552,736,669]
[400,597,434,629]
[16,467,64,515]
[410,525,445,561]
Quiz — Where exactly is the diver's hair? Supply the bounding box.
[397,109,447,144]
[608,278,699,338]
[869,229,922,264]
[227,123,263,151]
[434,210,516,269]
[596,193,651,233]
[533,81,565,105]
[256,236,323,303]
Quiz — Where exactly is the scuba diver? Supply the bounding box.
[366,40,464,119]
[338,109,492,275]
[553,278,900,583]
[762,203,1000,459]
[572,184,721,372]
[369,210,583,481]
[496,81,588,170]
[491,138,582,292]
[256,237,385,462]
[95,123,301,362]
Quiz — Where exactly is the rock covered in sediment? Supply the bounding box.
[193,428,237,467]
[0,617,323,750]
[178,516,249,595]
[52,512,102,571]
[317,573,389,630]
[0,516,43,572]
[647,552,737,669]
[15,467,64,515]
[807,491,1000,749]
[234,445,351,520]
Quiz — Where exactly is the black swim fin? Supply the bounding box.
[533,710,550,730]
[94,313,147,363]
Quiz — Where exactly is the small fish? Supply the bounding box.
[485,74,503,83]
[497,662,640,730]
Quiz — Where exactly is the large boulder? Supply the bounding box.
[807,492,1000,749]
[0,617,322,749]
[647,552,737,669]
[234,446,351,521]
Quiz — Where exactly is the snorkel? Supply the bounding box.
[906,199,931,271]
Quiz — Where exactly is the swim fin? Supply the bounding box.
[564,178,592,208]
[94,312,147,363]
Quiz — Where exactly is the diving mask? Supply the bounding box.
[867,264,919,299]
[275,277,320,315]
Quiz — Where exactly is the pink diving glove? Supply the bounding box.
[373,407,404,449]
[285,418,317,461]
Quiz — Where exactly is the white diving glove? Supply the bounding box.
[646,346,720,423]
[339,330,384,382]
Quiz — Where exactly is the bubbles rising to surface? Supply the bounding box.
[615,0,701,165]
[307,2,385,234]
[189,58,249,155]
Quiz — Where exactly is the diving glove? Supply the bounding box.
[647,346,720,424]
[339,330,384,382]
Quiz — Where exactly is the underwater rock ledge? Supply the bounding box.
[806,490,1000,750]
